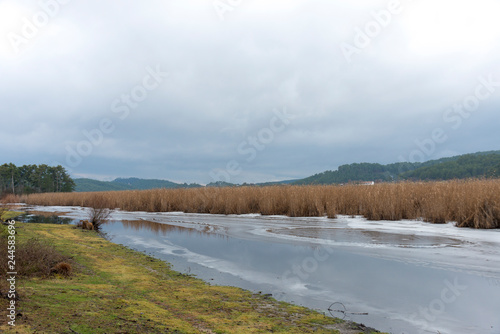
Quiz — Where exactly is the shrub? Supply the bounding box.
[86,195,112,230]
[50,262,72,277]
[0,238,73,278]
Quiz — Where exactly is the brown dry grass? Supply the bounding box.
[0,224,74,300]
[1,194,20,204]
[0,237,73,278]
[21,179,500,229]
[49,262,72,277]
[0,195,18,221]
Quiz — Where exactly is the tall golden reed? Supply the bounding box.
[21,179,500,229]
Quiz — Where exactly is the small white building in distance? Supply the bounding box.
[359,181,375,186]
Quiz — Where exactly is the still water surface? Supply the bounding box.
[24,206,500,334]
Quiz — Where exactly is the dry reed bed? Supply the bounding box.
[21,180,500,229]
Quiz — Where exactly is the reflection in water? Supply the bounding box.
[106,219,228,240]
[272,227,463,248]
[100,219,500,334]
[15,213,75,225]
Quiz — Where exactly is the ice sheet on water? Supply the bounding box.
[25,205,500,334]
[27,205,500,279]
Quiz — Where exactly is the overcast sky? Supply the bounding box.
[1,0,499,184]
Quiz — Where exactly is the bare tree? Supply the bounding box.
[86,195,112,230]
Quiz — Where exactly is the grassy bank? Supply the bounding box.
[23,179,500,228]
[0,222,381,333]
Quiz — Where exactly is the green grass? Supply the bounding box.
[0,222,386,333]
[0,210,23,221]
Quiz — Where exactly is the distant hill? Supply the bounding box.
[75,177,298,192]
[294,162,407,185]
[74,150,500,191]
[293,150,500,185]
[112,177,192,190]
[255,179,298,186]
[74,178,132,192]
[400,152,500,180]
[206,181,236,188]
[74,177,202,192]
[206,179,299,187]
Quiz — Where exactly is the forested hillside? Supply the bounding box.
[401,153,500,180]
[113,177,200,190]
[0,163,75,196]
[73,178,133,192]
[293,162,409,185]
[71,150,500,192]
[74,177,201,192]
[293,151,500,185]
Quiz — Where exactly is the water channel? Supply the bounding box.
[19,205,500,334]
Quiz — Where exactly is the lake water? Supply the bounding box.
[22,205,500,334]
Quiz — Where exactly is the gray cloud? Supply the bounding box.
[1,0,499,184]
